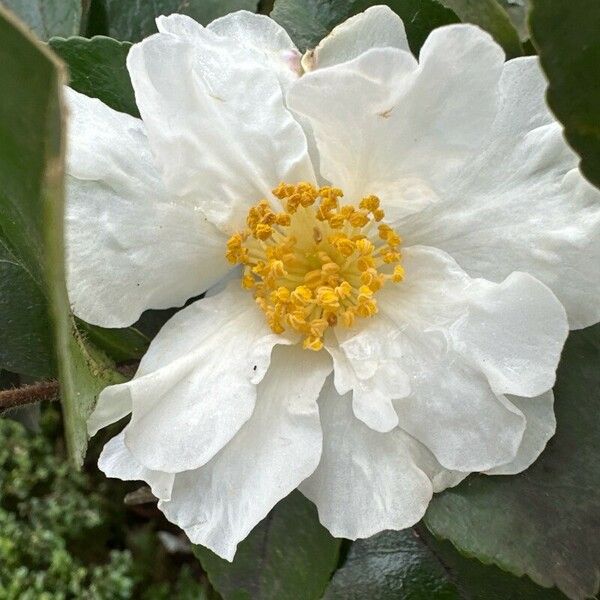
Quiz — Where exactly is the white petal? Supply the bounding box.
[98,432,174,500]
[88,383,131,437]
[205,11,302,84]
[300,377,433,540]
[127,24,314,232]
[402,57,600,329]
[407,438,469,493]
[457,272,568,398]
[486,391,556,475]
[287,25,503,212]
[102,282,287,473]
[159,344,331,561]
[303,6,409,71]
[327,341,405,433]
[341,246,561,471]
[64,87,229,328]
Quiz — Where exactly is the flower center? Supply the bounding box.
[226,182,404,351]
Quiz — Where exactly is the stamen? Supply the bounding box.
[225,182,405,350]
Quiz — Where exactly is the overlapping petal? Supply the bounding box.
[127,18,314,232]
[98,432,175,501]
[94,283,287,474]
[485,391,556,476]
[302,5,409,71]
[333,246,566,471]
[159,344,331,560]
[299,378,433,540]
[287,25,504,216]
[64,88,229,328]
[401,57,600,328]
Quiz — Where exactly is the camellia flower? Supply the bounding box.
[65,6,600,559]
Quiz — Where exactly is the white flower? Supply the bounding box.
[65,6,600,560]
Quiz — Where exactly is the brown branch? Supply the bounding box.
[0,380,59,411]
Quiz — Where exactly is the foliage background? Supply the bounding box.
[0,0,598,598]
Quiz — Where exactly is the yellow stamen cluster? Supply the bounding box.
[226,182,405,351]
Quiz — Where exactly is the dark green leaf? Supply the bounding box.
[49,35,138,117]
[0,239,54,378]
[529,0,600,188]
[324,528,567,599]
[194,492,341,600]
[78,321,149,362]
[0,0,81,40]
[0,5,124,465]
[439,0,523,57]
[89,0,259,42]
[324,529,460,600]
[425,324,600,600]
[270,0,459,54]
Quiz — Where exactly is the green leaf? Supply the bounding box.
[270,0,459,54]
[497,0,530,41]
[529,0,600,189]
[48,36,138,117]
[0,5,123,466]
[88,0,259,42]
[324,529,460,599]
[78,321,150,362]
[324,528,567,599]
[0,238,54,378]
[194,492,341,600]
[425,324,600,600]
[439,0,523,57]
[0,0,81,40]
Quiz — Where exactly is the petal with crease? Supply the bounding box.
[99,432,174,501]
[288,25,503,214]
[486,391,556,476]
[127,21,314,231]
[304,6,409,71]
[401,57,600,329]
[103,282,287,473]
[300,377,433,540]
[64,87,229,328]
[159,344,331,561]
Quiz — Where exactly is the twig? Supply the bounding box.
[0,380,59,412]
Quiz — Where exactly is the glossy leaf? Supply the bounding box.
[425,324,600,600]
[0,0,81,40]
[0,6,123,466]
[194,492,341,600]
[324,528,567,599]
[270,0,458,54]
[88,0,259,42]
[49,36,138,117]
[529,0,600,188]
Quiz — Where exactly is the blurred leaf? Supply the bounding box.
[0,239,54,378]
[324,528,567,599]
[529,0,600,189]
[425,324,600,600]
[0,0,81,40]
[88,0,259,42]
[271,0,459,54]
[439,0,523,57]
[194,491,341,600]
[49,35,138,117]
[78,321,149,362]
[498,0,529,40]
[0,5,123,465]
